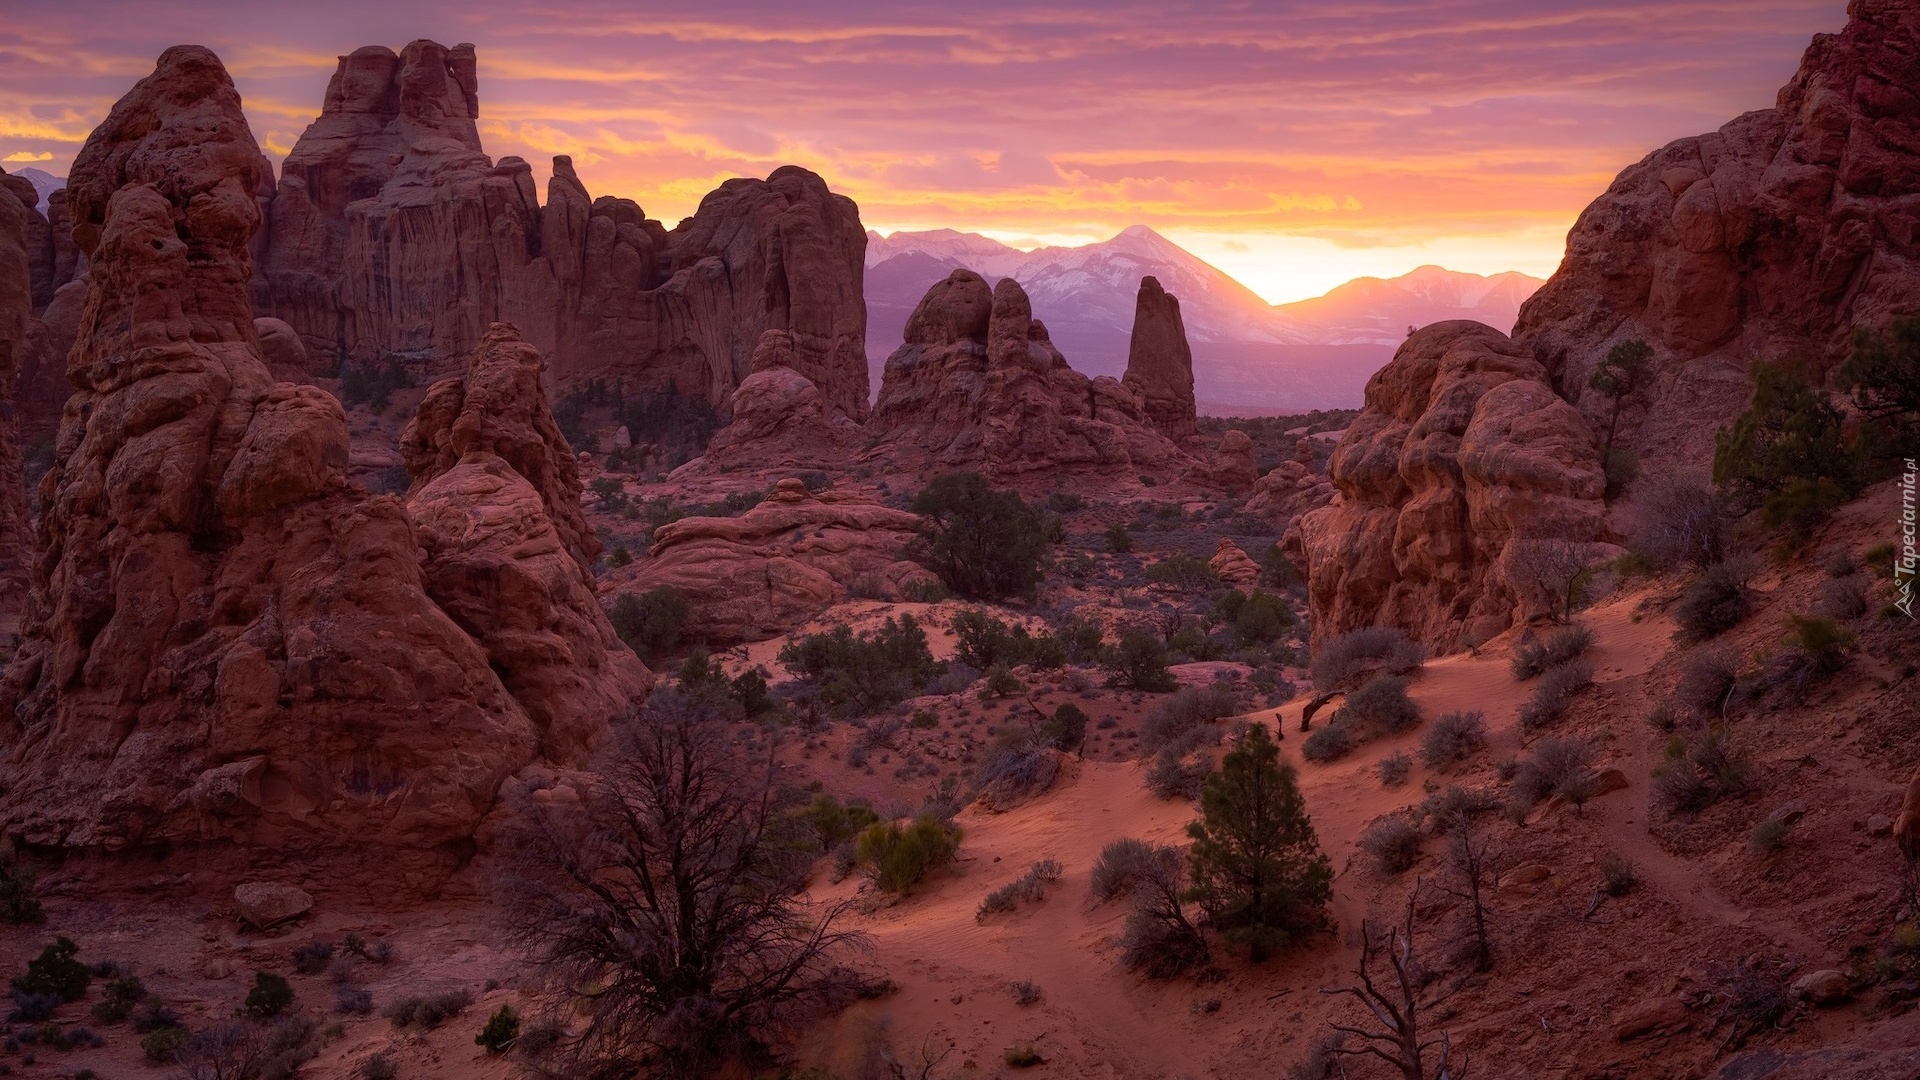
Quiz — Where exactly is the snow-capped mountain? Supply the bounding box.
[864,226,1544,413]
[10,167,64,213]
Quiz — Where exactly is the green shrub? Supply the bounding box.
[1839,316,1920,456]
[1750,817,1791,853]
[1713,360,1864,540]
[1105,524,1133,553]
[1600,854,1638,896]
[91,974,147,1024]
[798,794,880,852]
[951,610,1033,670]
[476,1004,520,1053]
[610,585,692,661]
[1213,589,1293,646]
[244,971,295,1018]
[142,1025,188,1063]
[1043,703,1089,749]
[1299,722,1356,763]
[1331,674,1420,739]
[1105,633,1178,692]
[363,1052,399,1080]
[856,815,963,893]
[1145,555,1220,590]
[1185,725,1332,959]
[913,473,1053,601]
[16,937,89,1001]
[1788,615,1855,676]
[778,615,943,713]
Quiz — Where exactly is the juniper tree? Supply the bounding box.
[1184,723,1333,960]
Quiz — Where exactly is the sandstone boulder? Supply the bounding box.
[1514,1,1920,473]
[869,270,1191,484]
[609,478,933,645]
[1792,969,1851,1005]
[1292,322,1609,650]
[233,882,313,929]
[1246,456,1336,526]
[1122,275,1197,441]
[1208,540,1261,591]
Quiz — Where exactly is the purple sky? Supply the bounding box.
[0,0,1847,300]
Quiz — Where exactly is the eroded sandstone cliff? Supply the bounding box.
[0,48,644,892]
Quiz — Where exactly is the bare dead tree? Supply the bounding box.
[1504,537,1595,623]
[499,689,871,1079]
[1432,821,1498,973]
[1321,883,1465,1080]
[888,1027,957,1080]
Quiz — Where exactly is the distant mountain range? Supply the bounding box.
[10,168,63,213]
[865,226,1544,414]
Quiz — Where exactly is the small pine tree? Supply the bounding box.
[476,1004,520,1053]
[1184,724,1332,960]
[1588,339,1655,468]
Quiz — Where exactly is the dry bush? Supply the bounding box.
[1088,839,1158,905]
[1419,711,1487,769]
[1115,845,1209,979]
[1377,751,1412,787]
[1140,685,1240,754]
[976,860,1064,921]
[1359,816,1422,874]
[1627,472,1727,569]
[1675,647,1740,717]
[1652,725,1752,816]
[1310,627,1424,692]
[1511,624,1595,680]
[1674,559,1754,642]
[1511,737,1593,808]
[1417,785,1502,833]
[1517,659,1593,730]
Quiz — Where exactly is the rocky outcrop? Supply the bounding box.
[1184,429,1258,492]
[869,269,1191,484]
[609,478,935,645]
[0,47,641,893]
[1247,442,1337,525]
[695,329,863,471]
[1122,276,1197,441]
[1208,540,1260,591]
[0,170,31,605]
[1292,322,1609,650]
[255,41,868,421]
[10,178,85,443]
[401,322,652,751]
[1514,0,1920,471]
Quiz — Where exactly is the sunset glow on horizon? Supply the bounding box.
[0,0,1845,303]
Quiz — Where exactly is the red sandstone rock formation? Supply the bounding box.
[609,478,935,645]
[1184,429,1258,492]
[1246,444,1336,526]
[1514,0,1920,471]
[10,179,85,444]
[1291,322,1611,650]
[0,48,642,893]
[401,322,652,749]
[0,170,31,605]
[255,42,868,420]
[1122,276,1197,442]
[696,329,864,472]
[1208,539,1260,591]
[869,269,1191,484]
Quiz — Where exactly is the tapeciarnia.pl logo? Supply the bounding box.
[1898,457,1916,619]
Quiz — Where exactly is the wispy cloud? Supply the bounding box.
[0,0,1845,300]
